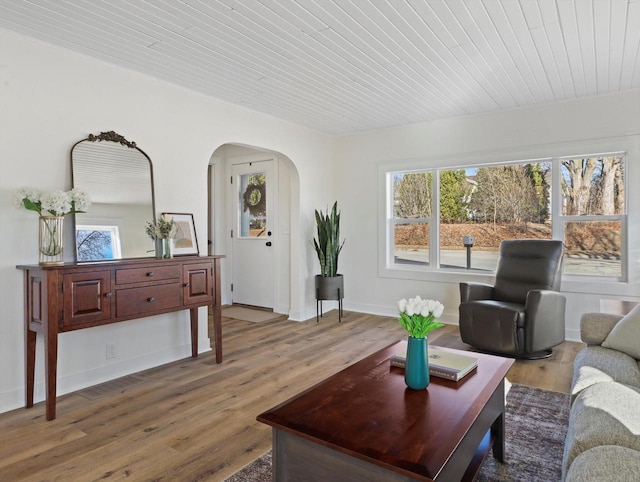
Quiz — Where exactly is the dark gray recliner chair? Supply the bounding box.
[459,239,566,359]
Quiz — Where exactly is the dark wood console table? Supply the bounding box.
[17,255,224,420]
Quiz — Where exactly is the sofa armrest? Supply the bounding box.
[459,282,494,302]
[580,312,624,345]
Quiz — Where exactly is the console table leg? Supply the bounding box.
[25,329,36,408]
[44,325,58,421]
[190,308,198,358]
[212,258,223,364]
[212,303,222,364]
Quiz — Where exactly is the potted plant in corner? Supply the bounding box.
[313,201,345,322]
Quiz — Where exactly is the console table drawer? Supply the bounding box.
[116,284,182,317]
[115,265,181,285]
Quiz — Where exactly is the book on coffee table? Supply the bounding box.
[390,347,478,381]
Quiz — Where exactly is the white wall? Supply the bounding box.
[334,90,640,342]
[0,30,333,414]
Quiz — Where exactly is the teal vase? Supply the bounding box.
[405,336,429,390]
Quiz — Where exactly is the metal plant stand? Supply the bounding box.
[316,290,343,323]
[315,274,344,323]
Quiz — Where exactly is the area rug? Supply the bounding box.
[224,384,569,482]
[221,306,283,323]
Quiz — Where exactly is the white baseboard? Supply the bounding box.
[564,328,581,343]
[344,301,579,342]
[344,300,458,326]
[0,342,211,416]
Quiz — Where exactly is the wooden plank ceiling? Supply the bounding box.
[1,0,638,135]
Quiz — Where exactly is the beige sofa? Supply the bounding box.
[562,311,640,481]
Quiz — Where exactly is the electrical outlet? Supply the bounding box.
[106,342,117,359]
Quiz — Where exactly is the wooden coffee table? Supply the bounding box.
[257,341,514,481]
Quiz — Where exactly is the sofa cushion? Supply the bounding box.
[565,445,640,482]
[562,382,640,477]
[602,304,640,359]
[570,346,640,402]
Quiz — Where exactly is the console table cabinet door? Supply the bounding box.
[62,271,112,329]
[183,263,214,305]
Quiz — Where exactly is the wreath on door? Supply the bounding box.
[243,181,266,215]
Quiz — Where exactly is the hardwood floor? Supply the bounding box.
[0,310,582,481]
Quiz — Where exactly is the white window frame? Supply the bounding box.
[378,138,635,295]
[553,153,627,282]
[387,169,437,269]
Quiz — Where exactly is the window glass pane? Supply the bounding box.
[561,156,625,215]
[239,173,266,237]
[391,171,432,267]
[393,172,432,218]
[439,162,551,270]
[394,222,429,266]
[564,221,621,277]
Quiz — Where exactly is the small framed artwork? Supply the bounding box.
[163,212,199,256]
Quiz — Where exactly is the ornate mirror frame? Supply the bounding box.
[71,131,156,261]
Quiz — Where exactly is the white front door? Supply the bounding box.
[231,160,275,308]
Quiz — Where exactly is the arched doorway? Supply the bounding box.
[209,143,299,316]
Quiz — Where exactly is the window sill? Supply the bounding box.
[379,265,636,297]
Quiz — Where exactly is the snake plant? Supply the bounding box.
[312,202,345,277]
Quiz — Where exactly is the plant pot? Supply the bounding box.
[315,274,344,300]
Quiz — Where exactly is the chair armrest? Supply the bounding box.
[459,282,494,302]
[524,290,566,353]
[580,312,624,345]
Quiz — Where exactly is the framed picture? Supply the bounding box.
[163,212,199,256]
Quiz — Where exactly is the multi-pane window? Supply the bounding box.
[386,153,626,279]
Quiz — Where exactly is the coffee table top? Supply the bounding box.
[258,341,513,480]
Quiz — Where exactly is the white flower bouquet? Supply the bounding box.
[398,296,445,339]
[13,187,90,216]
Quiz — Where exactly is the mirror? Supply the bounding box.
[71,131,156,261]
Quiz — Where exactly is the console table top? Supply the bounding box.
[17,254,224,270]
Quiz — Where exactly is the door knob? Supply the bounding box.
[266,241,272,247]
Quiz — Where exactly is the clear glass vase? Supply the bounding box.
[39,216,64,265]
[162,238,174,259]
